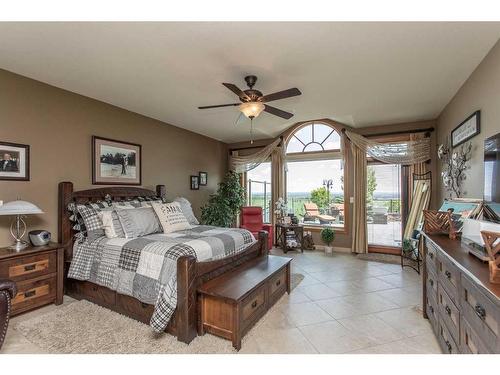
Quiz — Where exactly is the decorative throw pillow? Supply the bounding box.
[98,209,127,238]
[174,197,199,225]
[115,206,162,238]
[76,204,105,242]
[151,202,192,234]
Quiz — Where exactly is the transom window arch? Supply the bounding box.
[286,122,341,154]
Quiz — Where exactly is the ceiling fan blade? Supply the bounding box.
[259,88,301,103]
[222,83,250,101]
[198,103,240,109]
[264,105,294,120]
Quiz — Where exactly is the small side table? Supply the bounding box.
[0,242,64,316]
[275,224,304,253]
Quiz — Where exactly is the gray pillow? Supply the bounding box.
[174,197,199,225]
[115,206,162,238]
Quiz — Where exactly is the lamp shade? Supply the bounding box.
[0,200,43,215]
[239,101,265,118]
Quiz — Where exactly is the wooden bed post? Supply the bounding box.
[176,255,198,344]
[258,230,269,256]
[156,184,166,200]
[58,181,74,260]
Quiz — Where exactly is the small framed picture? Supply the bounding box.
[199,171,208,186]
[451,111,480,148]
[0,141,30,181]
[92,136,141,185]
[190,175,200,190]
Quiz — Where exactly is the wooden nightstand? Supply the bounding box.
[0,242,64,316]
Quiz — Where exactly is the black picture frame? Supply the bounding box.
[451,110,480,148]
[92,136,142,185]
[199,171,208,186]
[0,141,30,181]
[190,175,200,190]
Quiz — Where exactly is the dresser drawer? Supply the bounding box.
[11,276,56,315]
[460,316,491,354]
[426,292,439,333]
[425,239,438,273]
[460,275,499,352]
[268,269,286,301]
[0,252,56,282]
[426,267,438,301]
[437,284,460,344]
[241,285,266,323]
[438,319,459,354]
[437,251,460,304]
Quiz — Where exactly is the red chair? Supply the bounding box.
[240,206,273,250]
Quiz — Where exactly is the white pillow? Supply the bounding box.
[99,210,118,238]
[151,202,192,233]
[174,197,199,225]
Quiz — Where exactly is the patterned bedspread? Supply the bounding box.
[68,225,255,332]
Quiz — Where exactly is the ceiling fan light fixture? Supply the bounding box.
[239,101,265,119]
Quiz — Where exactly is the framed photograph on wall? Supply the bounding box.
[92,136,141,185]
[451,110,480,148]
[199,171,207,186]
[190,175,200,190]
[0,141,30,181]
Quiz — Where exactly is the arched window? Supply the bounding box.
[285,122,345,229]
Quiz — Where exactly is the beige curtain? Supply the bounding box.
[351,142,368,254]
[271,146,286,228]
[230,138,283,173]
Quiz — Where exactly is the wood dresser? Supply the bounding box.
[0,242,64,316]
[198,255,292,350]
[422,233,500,354]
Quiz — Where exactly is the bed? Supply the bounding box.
[58,181,268,344]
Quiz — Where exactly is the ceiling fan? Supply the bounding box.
[198,75,301,120]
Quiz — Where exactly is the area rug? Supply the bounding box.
[14,273,304,354]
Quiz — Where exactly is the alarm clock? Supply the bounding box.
[28,230,51,246]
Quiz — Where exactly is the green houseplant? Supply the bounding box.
[201,171,245,227]
[320,227,335,255]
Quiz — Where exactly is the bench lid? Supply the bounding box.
[198,255,292,301]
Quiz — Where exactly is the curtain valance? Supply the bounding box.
[230,137,284,173]
[345,130,431,165]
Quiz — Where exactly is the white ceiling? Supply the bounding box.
[0,22,499,143]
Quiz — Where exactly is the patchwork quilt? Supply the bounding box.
[68,225,255,332]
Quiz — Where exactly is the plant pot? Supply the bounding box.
[324,246,333,256]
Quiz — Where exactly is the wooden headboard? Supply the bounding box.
[58,181,166,260]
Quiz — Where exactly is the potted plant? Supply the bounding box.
[201,171,245,227]
[320,227,335,256]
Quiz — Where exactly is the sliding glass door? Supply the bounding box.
[246,161,272,223]
[366,163,403,249]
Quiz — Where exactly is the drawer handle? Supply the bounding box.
[445,270,451,279]
[429,279,434,287]
[24,264,36,271]
[141,302,148,309]
[251,300,258,309]
[276,279,281,287]
[474,304,486,320]
[445,340,452,353]
[429,305,434,314]
[429,253,434,259]
[445,305,451,316]
[24,290,36,298]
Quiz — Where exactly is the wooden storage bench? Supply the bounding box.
[197,255,292,350]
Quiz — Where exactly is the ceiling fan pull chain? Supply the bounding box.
[250,117,254,144]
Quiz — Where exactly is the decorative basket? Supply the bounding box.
[480,231,500,284]
[423,210,460,240]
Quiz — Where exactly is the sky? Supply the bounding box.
[246,160,401,194]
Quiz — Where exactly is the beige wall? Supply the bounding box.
[0,69,228,247]
[437,39,500,203]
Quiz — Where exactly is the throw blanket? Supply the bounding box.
[68,225,255,332]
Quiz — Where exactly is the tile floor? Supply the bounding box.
[2,248,442,354]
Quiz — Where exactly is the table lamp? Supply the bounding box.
[0,200,44,251]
